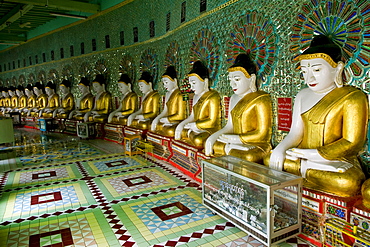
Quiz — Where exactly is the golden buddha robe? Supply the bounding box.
[110,92,138,125]
[266,86,368,197]
[30,94,48,117]
[56,93,75,118]
[18,95,27,109]
[181,89,221,147]
[0,97,3,107]
[42,94,60,118]
[155,89,187,137]
[24,95,36,116]
[131,91,160,130]
[4,97,11,108]
[10,95,19,109]
[87,91,112,123]
[213,91,272,164]
[72,93,94,121]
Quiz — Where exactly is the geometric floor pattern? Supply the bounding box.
[0,129,312,247]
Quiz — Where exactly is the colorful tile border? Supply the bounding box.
[95,167,185,201]
[113,187,229,246]
[0,208,118,247]
[82,155,150,175]
[4,164,81,189]
[0,181,96,221]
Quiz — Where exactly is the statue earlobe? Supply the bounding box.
[334,61,345,88]
[250,74,257,92]
[204,78,209,90]
[174,78,179,88]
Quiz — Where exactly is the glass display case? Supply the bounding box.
[202,155,302,246]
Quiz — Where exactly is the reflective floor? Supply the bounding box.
[0,128,311,246]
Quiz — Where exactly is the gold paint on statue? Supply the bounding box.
[110,92,138,125]
[213,91,272,163]
[181,89,221,147]
[155,89,187,137]
[130,91,160,129]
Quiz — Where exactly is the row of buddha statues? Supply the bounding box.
[1,35,370,207]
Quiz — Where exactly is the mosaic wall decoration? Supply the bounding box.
[0,0,369,145]
[190,28,221,88]
[139,48,159,91]
[226,10,280,88]
[290,0,370,86]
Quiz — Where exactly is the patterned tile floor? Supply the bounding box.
[0,128,312,246]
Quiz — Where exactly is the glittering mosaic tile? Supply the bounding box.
[4,164,81,189]
[113,187,242,246]
[82,155,149,175]
[0,209,118,247]
[95,167,185,201]
[0,182,96,221]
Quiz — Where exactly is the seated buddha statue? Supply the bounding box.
[265,35,368,198]
[108,74,138,125]
[39,81,59,118]
[83,74,112,123]
[53,79,75,118]
[128,71,160,129]
[205,54,272,164]
[28,82,48,117]
[22,84,36,116]
[7,86,19,113]
[0,87,4,112]
[14,85,28,112]
[0,88,10,114]
[174,61,221,148]
[151,66,187,137]
[68,77,94,121]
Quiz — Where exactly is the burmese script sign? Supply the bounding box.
[277,97,292,132]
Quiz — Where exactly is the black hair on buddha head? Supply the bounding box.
[34,82,43,89]
[162,66,177,80]
[26,84,33,91]
[118,74,132,85]
[301,35,342,63]
[8,86,16,92]
[229,53,257,76]
[139,71,154,84]
[60,79,72,88]
[17,85,24,91]
[78,77,90,87]
[46,81,56,90]
[92,74,106,85]
[34,82,45,93]
[188,61,209,80]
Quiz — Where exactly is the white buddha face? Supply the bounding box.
[16,89,23,97]
[93,82,104,93]
[189,75,207,95]
[118,82,130,94]
[78,84,89,94]
[138,81,152,94]
[2,91,8,97]
[25,89,31,97]
[33,87,41,96]
[228,70,252,96]
[162,77,176,92]
[8,90,15,97]
[300,58,337,93]
[60,85,69,95]
[45,87,53,96]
